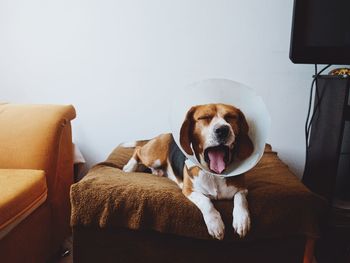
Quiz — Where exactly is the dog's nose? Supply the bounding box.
[215,125,230,139]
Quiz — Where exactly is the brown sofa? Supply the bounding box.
[0,103,76,263]
[71,144,327,263]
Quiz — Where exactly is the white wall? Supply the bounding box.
[0,0,316,177]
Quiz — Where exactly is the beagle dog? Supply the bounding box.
[122,103,254,240]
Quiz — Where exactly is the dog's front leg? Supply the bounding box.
[187,192,225,240]
[232,189,250,238]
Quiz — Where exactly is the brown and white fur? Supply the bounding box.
[122,103,254,240]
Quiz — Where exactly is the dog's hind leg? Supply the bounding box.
[123,147,141,172]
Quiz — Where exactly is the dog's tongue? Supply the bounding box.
[208,149,226,174]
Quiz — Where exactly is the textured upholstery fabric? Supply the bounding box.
[71,144,327,241]
[0,169,47,233]
[0,103,76,263]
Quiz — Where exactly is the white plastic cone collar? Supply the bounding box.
[169,79,271,177]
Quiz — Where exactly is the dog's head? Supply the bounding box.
[180,103,254,174]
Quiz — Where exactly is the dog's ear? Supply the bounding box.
[236,109,254,160]
[180,106,196,155]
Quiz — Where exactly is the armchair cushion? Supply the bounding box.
[0,169,47,239]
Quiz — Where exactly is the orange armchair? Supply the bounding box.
[0,103,76,263]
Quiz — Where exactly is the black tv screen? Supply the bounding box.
[290,0,350,64]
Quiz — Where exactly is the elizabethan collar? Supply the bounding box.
[169,79,271,177]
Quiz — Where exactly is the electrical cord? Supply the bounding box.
[303,64,332,177]
[305,64,332,148]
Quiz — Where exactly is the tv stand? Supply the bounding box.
[302,74,350,263]
[303,74,350,201]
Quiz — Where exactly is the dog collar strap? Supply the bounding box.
[185,159,197,170]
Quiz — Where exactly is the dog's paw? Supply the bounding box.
[151,168,165,177]
[203,210,225,240]
[123,158,138,173]
[232,208,250,238]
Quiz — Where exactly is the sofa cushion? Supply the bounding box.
[0,169,47,239]
[71,144,327,241]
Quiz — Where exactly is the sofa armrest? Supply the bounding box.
[0,104,76,191]
[0,103,77,249]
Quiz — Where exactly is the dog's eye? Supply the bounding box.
[198,115,212,120]
[225,114,238,121]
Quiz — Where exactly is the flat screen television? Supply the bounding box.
[290,0,350,64]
